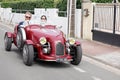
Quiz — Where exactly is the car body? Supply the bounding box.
[4,24,82,66]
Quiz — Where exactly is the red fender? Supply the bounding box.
[5,32,13,38]
[75,40,81,46]
[25,40,34,45]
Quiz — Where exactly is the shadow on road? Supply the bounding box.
[34,60,72,68]
[11,48,23,59]
[10,48,72,68]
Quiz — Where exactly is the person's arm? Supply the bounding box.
[23,20,30,26]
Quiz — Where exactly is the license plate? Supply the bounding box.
[56,58,67,62]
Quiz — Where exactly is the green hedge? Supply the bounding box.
[1,0,54,13]
[1,0,81,16]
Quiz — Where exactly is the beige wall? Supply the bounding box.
[82,2,93,40]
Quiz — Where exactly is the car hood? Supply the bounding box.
[31,28,63,39]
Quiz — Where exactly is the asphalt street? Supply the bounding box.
[0,23,120,80]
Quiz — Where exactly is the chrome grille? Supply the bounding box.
[56,42,64,56]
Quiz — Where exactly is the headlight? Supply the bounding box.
[39,37,47,45]
[69,38,75,45]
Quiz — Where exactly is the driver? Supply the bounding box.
[18,11,32,27]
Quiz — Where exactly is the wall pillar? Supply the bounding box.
[81,0,93,40]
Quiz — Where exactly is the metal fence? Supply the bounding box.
[12,9,34,14]
[12,9,67,17]
[92,3,120,46]
[93,3,120,34]
[57,11,67,17]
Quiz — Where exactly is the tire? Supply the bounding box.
[23,44,34,66]
[70,46,82,65]
[16,28,25,50]
[4,34,12,51]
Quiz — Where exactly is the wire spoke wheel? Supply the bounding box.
[23,44,34,66]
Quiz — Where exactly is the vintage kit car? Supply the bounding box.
[4,24,82,66]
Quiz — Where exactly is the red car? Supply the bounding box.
[4,24,82,66]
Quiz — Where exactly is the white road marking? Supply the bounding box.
[92,76,102,80]
[73,66,86,73]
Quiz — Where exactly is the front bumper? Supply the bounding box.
[38,55,72,62]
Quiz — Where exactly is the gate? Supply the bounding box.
[92,3,120,46]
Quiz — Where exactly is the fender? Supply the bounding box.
[5,32,13,38]
[25,40,34,45]
[75,40,81,46]
[19,28,26,41]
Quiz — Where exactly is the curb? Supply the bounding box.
[83,54,120,70]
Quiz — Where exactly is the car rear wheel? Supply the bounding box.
[70,45,82,65]
[4,34,12,51]
[23,44,34,66]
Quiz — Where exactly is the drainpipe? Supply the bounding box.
[113,0,117,34]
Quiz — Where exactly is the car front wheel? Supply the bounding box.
[23,44,34,66]
[70,45,82,65]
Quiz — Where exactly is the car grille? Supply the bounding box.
[56,42,64,56]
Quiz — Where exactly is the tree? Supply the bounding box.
[56,0,81,11]
[77,0,81,9]
[0,0,37,2]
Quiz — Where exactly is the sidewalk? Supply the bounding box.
[80,39,120,69]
